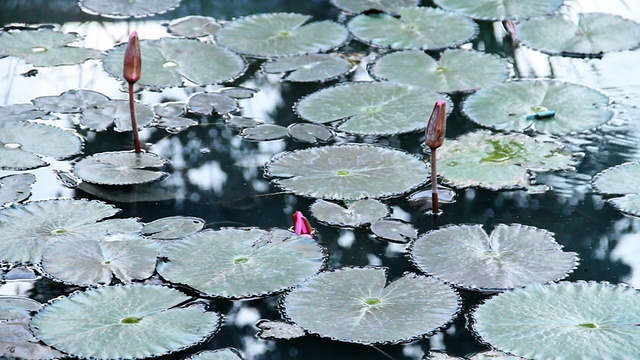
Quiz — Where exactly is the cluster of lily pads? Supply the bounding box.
[2,0,640,359]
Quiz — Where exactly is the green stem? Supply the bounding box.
[128,82,141,153]
[430,147,439,214]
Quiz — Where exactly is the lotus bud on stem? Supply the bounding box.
[293,211,313,238]
[425,100,447,214]
[123,31,142,153]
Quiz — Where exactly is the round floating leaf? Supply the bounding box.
[73,151,170,186]
[187,348,245,360]
[80,99,154,132]
[226,116,263,129]
[0,103,48,122]
[41,233,160,286]
[410,224,578,291]
[32,89,110,114]
[348,7,478,50]
[310,199,388,227]
[331,0,419,14]
[102,38,246,88]
[288,123,334,144]
[142,216,205,239]
[262,53,355,82]
[371,49,510,93]
[593,162,640,216]
[154,102,197,133]
[215,13,349,58]
[433,0,563,20]
[472,282,640,359]
[0,121,83,171]
[296,82,451,135]
[0,173,36,205]
[282,267,460,344]
[255,320,306,340]
[516,13,640,55]
[157,228,325,298]
[79,0,181,18]
[370,219,417,243]
[31,284,221,359]
[434,130,576,190]
[0,199,121,264]
[188,92,238,115]
[240,124,289,141]
[0,29,101,66]
[265,144,429,200]
[407,186,456,212]
[167,16,221,37]
[468,350,525,359]
[462,80,612,134]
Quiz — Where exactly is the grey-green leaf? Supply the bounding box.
[215,13,349,58]
[331,0,420,14]
[73,151,170,186]
[262,53,355,82]
[255,320,306,340]
[287,123,334,144]
[241,124,289,141]
[282,267,460,344]
[167,15,221,37]
[310,199,388,227]
[187,348,245,360]
[0,29,101,66]
[188,92,238,115]
[32,89,110,114]
[593,162,640,216]
[370,219,417,243]
[31,284,221,359]
[79,0,181,18]
[265,144,429,200]
[80,99,154,132]
[0,173,36,205]
[410,224,578,291]
[142,216,205,239]
[433,0,564,21]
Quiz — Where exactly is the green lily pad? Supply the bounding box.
[330,0,419,14]
[79,0,181,18]
[255,320,306,340]
[462,80,613,134]
[80,98,154,132]
[472,282,640,359]
[433,0,564,21]
[32,89,110,114]
[0,121,83,170]
[262,53,356,82]
[215,13,349,58]
[226,116,263,129]
[240,124,289,141]
[296,82,451,135]
[592,161,640,217]
[72,151,170,186]
[31,284,222,359]
[187,348,245,360]
[516,13,640,56]
[434,130,576,190]
[265,144,429,200]
[188,92,238,115]
[41,232,160,286]
[0,103,48,121]
[0,173,36,205]
[282,267,460,344]
[410,224,578,291]
[370,219,417,243]
[370,49,510,93]
[0,199,128,264]
[310,199,388,227]
[288,123,334,144]
[157,228,325,298]
[0,29,101,66]
[142,216,205,239]
[167,16,221,37]
[102,38,247,88]
[348,7,478,50]
[154,102,198,133]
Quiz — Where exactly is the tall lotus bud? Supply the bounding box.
[425,100,446,149]
[123,31,141,84]
[293,211,313,238]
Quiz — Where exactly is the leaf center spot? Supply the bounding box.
[364,297,382,306]
[364,107,381,114]
[4,143,22,149]
[435,66,448,73]
[531,105,548,113]
[578,322,599,329]
[279,31,292,37]
[234,257,249,265]
[483,250,500,257]
[31,46,47,53]
[163,61,179,68]
[103,260,111,265]
[50,228,67,235]
[337,170,350,176]
[121,316,142,324]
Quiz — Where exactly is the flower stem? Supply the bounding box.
[430,147,439,214]
[128,82,141,153]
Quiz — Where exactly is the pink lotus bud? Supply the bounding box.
[293,211,313,238]
[425,100,446,149]
[123,31,141,84]
[503,20,516,38]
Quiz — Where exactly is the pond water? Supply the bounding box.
[2,0,640,359]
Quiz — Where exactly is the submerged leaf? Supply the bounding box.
[255,320,306,340]
[265,144,429,200]
[282,267,460,344]
[310,199,388,227]
[433,0,563,20]
[593,162,640,217]
[72,151,170,186]
[262,53,355,82]
[31,284,221,359]
[0,29,101,66]
[79,0,181,18]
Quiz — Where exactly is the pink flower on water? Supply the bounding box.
[293,211,313,238]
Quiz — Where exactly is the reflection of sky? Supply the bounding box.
[611,216,640,288]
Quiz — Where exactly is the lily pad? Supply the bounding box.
[187,348,245,360]
[0,29,101,66]
[32,89,110,114]
[516,13,640,55]
[102,38,247,88]
[215,13,349,58]
[330,0,420,14]
[282,267,460,344]
[226,116,263,129]
[434,130,576,190]
[154,102,198,133]
[471,282,640,359]
[142,216,205,239]
[240,124,289,141]
[41,232,160,286]
[592,162,640,217]
[262,53,356,82]
[265,144,429,200]
[0,121,83,170]
[410,224,578,291]
[296,82,451,135]
[79,0,181,18]
[370,49,510,93]
[370,219,417,243]
[0,173,36,205]
[157,228,325,298]
[287,123,334,144]
[80,98,154,132]
[255,320,306,340]
[31,284,222,359]
[310,199,388,227]
[348,7,478,50]
[433,0,564,21]
[72,151,170,186]
[0,199,126,264]
[167,16,221,37]
[188,92,238,115]
[462,79,613,134]
[0,103,48,122]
